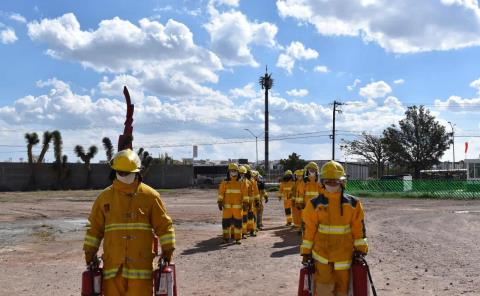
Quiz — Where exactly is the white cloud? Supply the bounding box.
[469,78,480,94]
[205,4,277,67]
[359,81,392,99]
[314,65,329,73]
[276,41,318,73]
[394,79,404,85]
[9,13,26,23]
[277,0,480,54]
[27,13,223,99]
[230,83,257,98]
[0,77,408,161]
[1,27,17,44]
[214,0,240,6]
[286,88,309,97]
[347,78,361,91]
[434,95,480,109]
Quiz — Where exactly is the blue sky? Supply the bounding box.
[1,0,480,164]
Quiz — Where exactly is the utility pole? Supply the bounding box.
[330,100,343,160]
[448,121,456,169]
[244,128,259,168]
[259,67,273,175]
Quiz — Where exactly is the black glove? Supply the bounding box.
[161,248,174,263]
[254,200,260,208]
[353,250,366,261]
[264,196,268,203]
[85,251,97,265]
[243,203,249,211]
[217,202,223,211]
[302,254,312,265]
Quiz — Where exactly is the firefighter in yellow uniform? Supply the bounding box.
[291,169,304,232]
[252,170,268,230]
[278,170,295,226]
[83,149,175,296]
[218,163,249,244]
[238,165,251,238]
[300,161,368,296]
[296,162,322,210]
[245,166,260,236]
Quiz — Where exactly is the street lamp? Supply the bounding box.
[448,121,456,169]
[244,128,259,168]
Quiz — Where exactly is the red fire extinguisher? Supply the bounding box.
[298,259,314,296]
[81,257,103,296]
[153,258,177,296]
[350,255,377,296]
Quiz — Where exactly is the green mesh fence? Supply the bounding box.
[345,180,480,199]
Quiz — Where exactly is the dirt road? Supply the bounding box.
[0,189,479,295]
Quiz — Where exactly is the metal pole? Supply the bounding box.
[332,101,336,160]
[255,136,258,168]
[265,86,269,175]
[448,121,455,169]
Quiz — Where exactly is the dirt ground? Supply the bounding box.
[0,188,479,295]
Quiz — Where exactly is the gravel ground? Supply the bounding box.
[0,189,479,295]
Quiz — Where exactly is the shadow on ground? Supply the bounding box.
[181,236,237,255]
[270,226,302,258]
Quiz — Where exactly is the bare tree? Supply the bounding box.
[342,132,388,178]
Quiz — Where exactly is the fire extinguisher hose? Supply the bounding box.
[362,258,377,296]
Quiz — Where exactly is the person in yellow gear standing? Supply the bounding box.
[278,170,295,226]
[218,163,249,244]
[238,165,251,238]
[244,165,259,236]
[252,170,268,230]
[300,160,368,296]
[296,162,323,210]
[291,169,304,232]
[83,149,175,296]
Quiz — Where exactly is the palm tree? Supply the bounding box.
[102,137,114,162]
[75,145,98,188]
[25,133,39,164]
[52,131,69,189]
[37,131,53,163]
[24,131,52,189]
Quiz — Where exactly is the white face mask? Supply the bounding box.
[308,170,316,176]
[325,184,341,193]
[116,172,136,184]
[230,171,238,178]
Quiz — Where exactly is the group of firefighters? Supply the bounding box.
[83,148,368,296]
[217,163,268,244]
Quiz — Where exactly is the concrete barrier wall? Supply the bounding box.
[0,162,193,191]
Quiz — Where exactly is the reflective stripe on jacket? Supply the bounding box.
[279,180,295,199]
[218,178,248,205]
[83,180,175,279]
[301,191,368,268]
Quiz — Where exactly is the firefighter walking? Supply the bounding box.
[83,149,175,296]
[291,169,304,232]
[300,161,368,296]
[218,163,249,244]
[296,162,323,210]
[252,170,268,230]
[278,170,295,226]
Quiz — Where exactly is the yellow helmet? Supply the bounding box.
[294,169,304,177]
[305,161,319,172]
[320,160,346,180]
[228,163,239,171]
[284,170,293,176]
[239,165,247,174]
[111,149,141,173]
[251,170,259,177]
[244,164,251,171]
